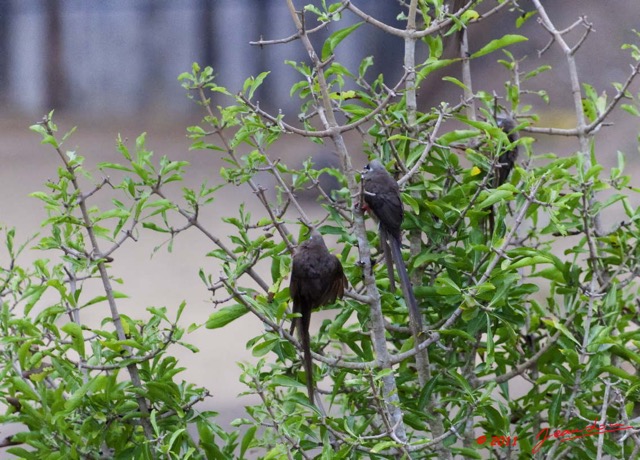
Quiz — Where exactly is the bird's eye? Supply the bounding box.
[364,164,371,171]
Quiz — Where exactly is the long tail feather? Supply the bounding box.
[388,234,429,386]
[388,235,422,331]
[300,312,314,403]
[380,228,397,292]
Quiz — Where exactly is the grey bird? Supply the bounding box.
[361,160,424,336]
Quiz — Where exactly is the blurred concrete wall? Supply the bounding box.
[0,0,405,115]
[2,0,638,118]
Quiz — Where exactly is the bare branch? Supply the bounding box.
[397,107,447,186]
[238,77,402,139]
[249,6,344,47]
[585,61,640,135]
[569,17,594,56]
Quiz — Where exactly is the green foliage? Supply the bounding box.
[0,119,226,457]
[2,1,640,459]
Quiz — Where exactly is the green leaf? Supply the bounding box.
[471,34,528,59]
[516,11,537,28]
[142,222,170,233]
[65,376,101,411]
[601,365,638,382]
[271,375,304,388]
[403,193,420,214]
[476,189,513,209]
[11,377,39,400]
[442,76,467,90]
[206,304,248,329]
[240,426,257,458]
[438,129,478,145]
[450,448,482,459]
[62,322,85,359]
[549,389,563,426]
[359,55,374,77]
[245,71,270,100]
[321,22,363,61]
[168,428,186,450]
[533,265,565,283]
[509,255,551,270]
[416,58,457,83]
[371,441,398,453]
[176,300,187,323]
[252,339,277,357]
[485,313,494,367]
[96,208,130,222]
[22,285,47,315]
[435,277,460,295]
[542,318,581,346]
[6,448,35,458]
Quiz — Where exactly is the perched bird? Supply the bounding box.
[289,230,347,403]
[361,160,424,335]
[487,117,519,234]
[361,160,404,241]
[494,116,519,188]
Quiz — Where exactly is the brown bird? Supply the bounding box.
[487,117,519,234]
[361,160,423,334]
[495,116,519,188]
[289,230,347,403]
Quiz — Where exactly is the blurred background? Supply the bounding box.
[0,0,637,116]
[0,0,639,447]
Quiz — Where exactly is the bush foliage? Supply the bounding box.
[2,1,640,458]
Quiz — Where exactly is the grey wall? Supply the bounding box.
[0,0,405,115]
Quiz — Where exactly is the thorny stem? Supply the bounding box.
[196,85,300,250]
[397,108,447,187]
[254,186,294,253]
[248,2,348,47]
[487,318,569,385]
[532,0,602,224]
[365,372,412,457]
[65,329,176,371]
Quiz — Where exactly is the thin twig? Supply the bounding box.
[397,108,447,186]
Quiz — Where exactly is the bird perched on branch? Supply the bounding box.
[289,230,347,404]
[486,116,520,234]
[361,160,424,335]
[494,116,519,188]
